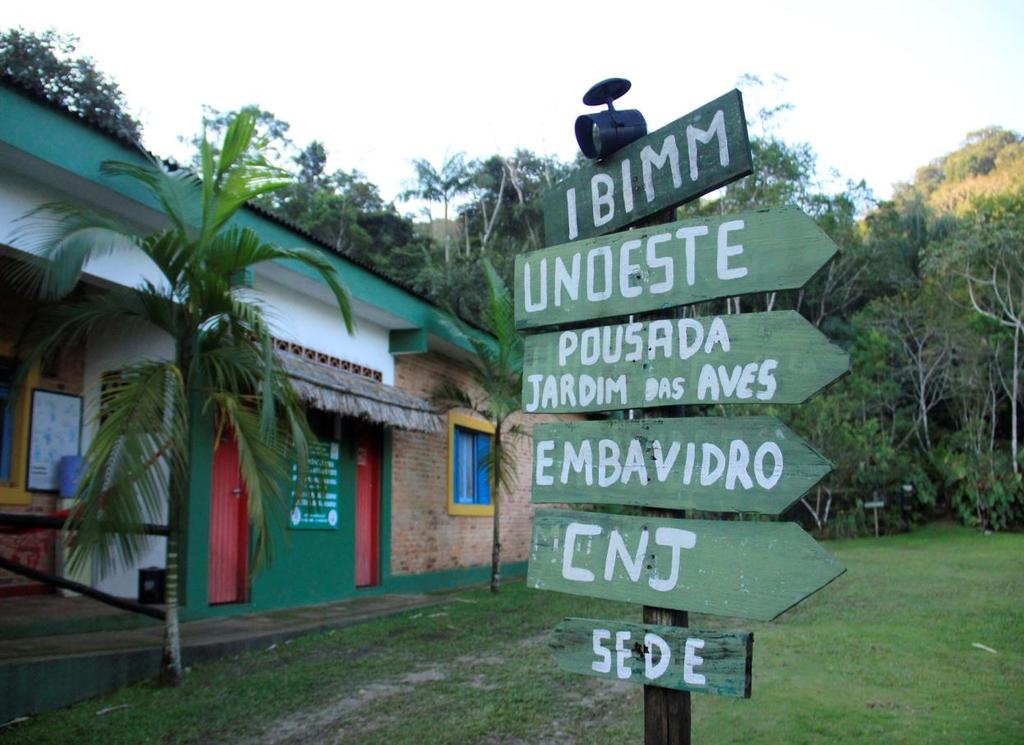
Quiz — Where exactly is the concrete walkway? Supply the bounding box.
[0,592,445,723]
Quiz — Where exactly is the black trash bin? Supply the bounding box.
[138,567,166,604]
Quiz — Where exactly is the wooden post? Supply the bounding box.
[637,208,691,745]
[643,522,691,745]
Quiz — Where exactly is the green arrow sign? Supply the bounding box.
[532,417,832,514]
[516,207,837,330]
[542,89,752,246]
[548,618,752,698]
[528,509,845,621]
[522,310,850,414]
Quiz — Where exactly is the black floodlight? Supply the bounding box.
[574,78,647,160]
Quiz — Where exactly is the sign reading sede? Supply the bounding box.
[548,618,753,698]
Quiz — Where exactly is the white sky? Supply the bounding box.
[6,1,1023,217]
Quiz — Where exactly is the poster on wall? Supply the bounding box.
[289,441,341,530]
[27,389,82,492]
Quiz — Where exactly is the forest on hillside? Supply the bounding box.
[4,29,1023,536]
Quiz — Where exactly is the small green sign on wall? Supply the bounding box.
[289,441,341,530]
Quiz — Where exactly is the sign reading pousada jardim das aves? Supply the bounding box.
[519,87,847,721]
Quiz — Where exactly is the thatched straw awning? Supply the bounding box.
[279,353,443,434]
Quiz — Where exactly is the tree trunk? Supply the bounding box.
[160,347,190,686]
[159,491,183,686]
[1013,324,1020,472]
[490,422,502,593]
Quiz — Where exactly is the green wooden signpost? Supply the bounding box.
[523,310,850,414]
[520,84,848,744]
[528,508,845,622]
[516,207,838,330]
[532,416,833,514]
[542,89,752,245]
[548,618,753,698]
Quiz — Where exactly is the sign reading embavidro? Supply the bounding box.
[515,207,838,330]
[528,509,846,621]
[522,310,849,414]
[542,89,752,245]
[532,417,832,514]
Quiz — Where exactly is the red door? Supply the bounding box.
[209,437,248,604]
[355,429,381,587]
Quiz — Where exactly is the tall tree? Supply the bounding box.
[433,261,522,592]
[13,111,352,685]
[0,27,142,139]
[401,153,472,263]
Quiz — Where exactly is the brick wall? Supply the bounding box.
[0,294,86,596]
[391,351,572,577]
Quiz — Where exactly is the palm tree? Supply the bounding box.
[401,153,472,263]
[433,261,522,592]
[12,112,353,685]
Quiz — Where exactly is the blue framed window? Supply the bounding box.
[447,412,495,516]
[453,426,492,506]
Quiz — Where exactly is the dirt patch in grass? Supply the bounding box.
[246,682,401,745]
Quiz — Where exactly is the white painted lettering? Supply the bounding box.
[562,522,601,582]
[604,528,648,582]
[554,254,581,308]
[649,527,697,592]
[592,629,611,673]
[754,442,783,489]
[586,246,613,302]
[716,220,747,280]
[524,259,547,312]
[566,188,579,241]
[592,174,615,226]
[535,440,555,486]
[683,638,706,685]
[615,631,632,680]
[619,239,643,299]
[644,633,672,680]
[641,135,682,203]
[676,225,709,286]
[686,109,729,181]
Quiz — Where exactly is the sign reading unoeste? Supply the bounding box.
[522,310,849,413]
[548,618,753,698]
[532,417,833,514]
[542,89,752,245]
[516,207,838,330]
[528,509,845,621]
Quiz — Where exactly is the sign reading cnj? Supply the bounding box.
[532,417,832,514]
[528,509,845,622]
[522,310,849,414]
[516,207,837,330]
[542,89,752,245]
[548,618,752,697]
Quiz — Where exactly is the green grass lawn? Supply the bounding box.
[4,524,1022,744]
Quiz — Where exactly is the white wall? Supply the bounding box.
[0,169,169,293]
[254,272,395,385]
[81,322,174,598]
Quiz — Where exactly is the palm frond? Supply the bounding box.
[9,204,141,300]
[100,156,202,239]
[432,381,477,413]
[66,361,187,577]
[14,287,173,391]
